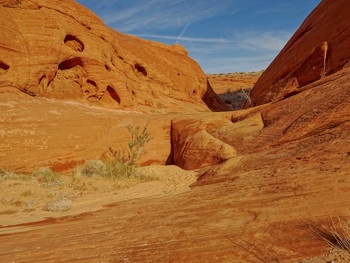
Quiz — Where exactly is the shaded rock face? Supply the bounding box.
[250,0,350,106]
[0,0,227,112]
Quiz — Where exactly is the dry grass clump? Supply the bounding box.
[75,159,157,181]
[311,216,350,260]
[31,167,60,183]
[75,124,155,181]
[0,167,60,183]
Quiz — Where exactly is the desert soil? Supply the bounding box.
[0,165,197,234]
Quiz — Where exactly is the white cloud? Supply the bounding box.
[137,30,289,73]
[75,1,291,73]
[234,31,292,52]
[98,0,233,33]
[136,34,228,43]
[201,55,275,73]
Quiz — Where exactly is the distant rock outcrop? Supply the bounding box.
[250,0,350,106]
[0,0,227,112]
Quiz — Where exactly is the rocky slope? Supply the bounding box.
[1,0,350,262]
[0,0,227,113]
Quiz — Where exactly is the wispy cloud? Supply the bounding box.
[254,4,298,15]
[97,0,233,33]
[176,23,190,43]
[234,31,292,52]
[200,55,275,73]
[136,34,228,44]
[138,30,290,73]
[139,31,290,51]
[74,0,304,73]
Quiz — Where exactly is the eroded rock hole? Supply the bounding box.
[86,79,97,87]
[38,75,46,84]
[64,35,84,52]
[134,63,147,77]
[118,56,124,61]
[106,85,121,104]
[0,61,10,73]
[58,58,83,70]
[105,65,112,71]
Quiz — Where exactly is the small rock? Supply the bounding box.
[41,180,63,188]
[26,199,37,209]
[44,197,72,212]
[1,196,14,205]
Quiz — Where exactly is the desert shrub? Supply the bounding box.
[76,158,134,179]
[104,158,137,179]
[1,170,32,181]
[124,124,152,165]
[239,88,252,107]
[31,167,60,183]
[108,124,152,166]
[75,124,153,180]
[75,158,157,181]
[80,159,106,177]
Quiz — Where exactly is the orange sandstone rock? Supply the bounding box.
[251,0,350,106]
[0,0,228,113]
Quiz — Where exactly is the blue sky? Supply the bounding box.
[76,0,322,73]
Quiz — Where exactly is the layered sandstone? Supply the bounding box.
[250,0,350,106]
[0,0,227,113]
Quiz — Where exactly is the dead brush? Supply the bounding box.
[310,216,350,258]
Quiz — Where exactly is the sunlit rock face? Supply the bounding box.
[0,0,228,113]
[250,0,350,106]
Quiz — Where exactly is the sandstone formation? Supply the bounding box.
[1,0,350,262]
[250,0,350,106]
[0,0,227,113]
[0,87,173,172]
[207,72,261,110]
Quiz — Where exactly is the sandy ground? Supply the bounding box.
[0,165,197,234]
